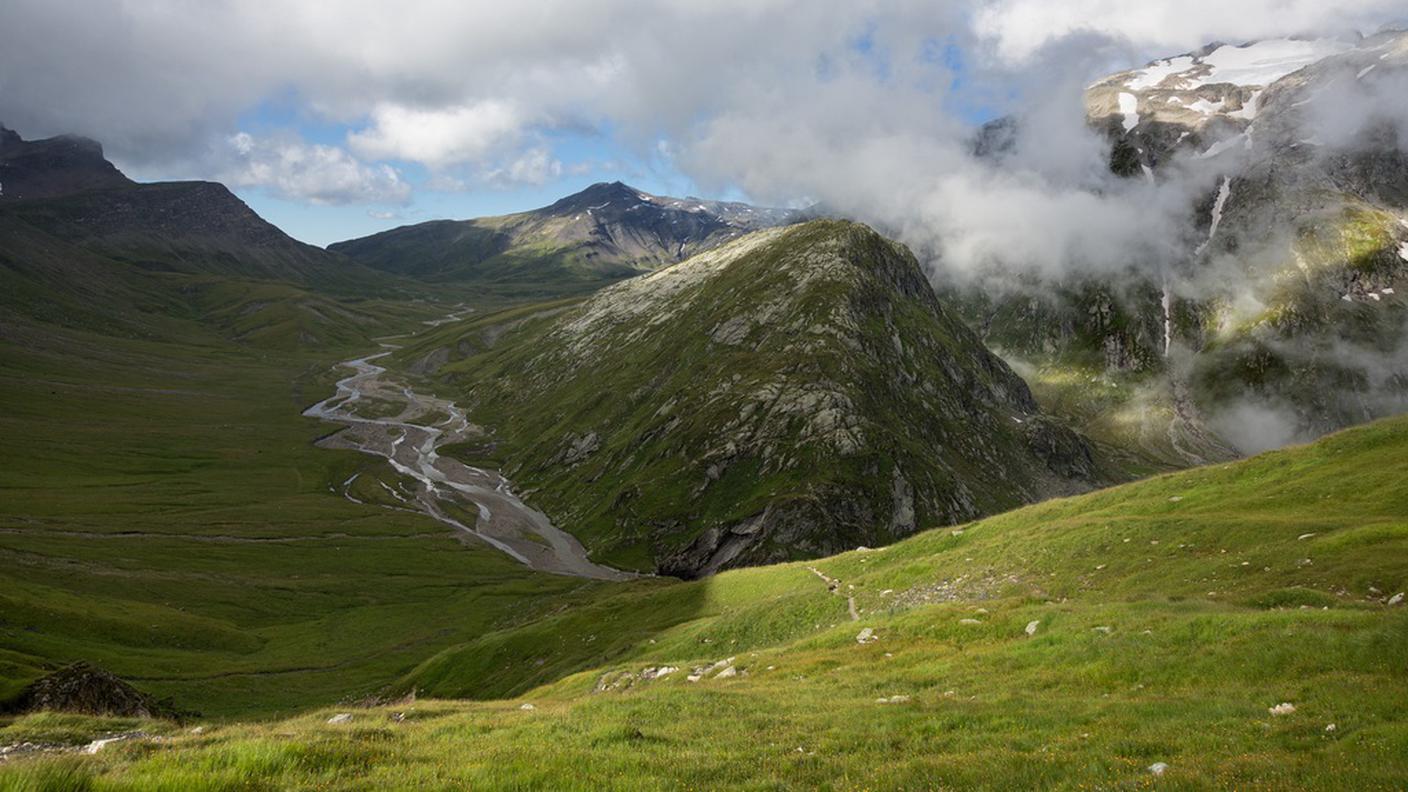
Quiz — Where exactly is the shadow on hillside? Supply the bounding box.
[389,558,713,701]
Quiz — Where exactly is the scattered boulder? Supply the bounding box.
[11,662,173,719]
[959,618,982,625]
[1388,592,1404,606]
[1148,762,1169,776]
[593,670,638,693]
[1325,723,1337,732]
[326,713,353,724]
[706,657,736,674]
[0,741,68,761]
[715,667,738,680]
[1269,702,1296,716]
[856,627,877,644]
[519,703,536,711]
[874,695,910,704]
[1025,620,1040,636]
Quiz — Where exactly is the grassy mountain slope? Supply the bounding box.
[391,220,1104,575]
[3,182,395,294]
[1,126,402,296]
[7,413,1405,789]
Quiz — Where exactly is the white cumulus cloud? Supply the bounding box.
[223,132,411,205]
[347,101,528,168]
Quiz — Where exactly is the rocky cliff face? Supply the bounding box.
[330,181,800,296]
[958,31,1408,457]
[409,221,1100,576]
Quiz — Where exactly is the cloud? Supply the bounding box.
[975,0,1408,63]
[222,132,411,205]
[0,0,1401,221]
[1207,398,1304,454]
[347,101,528,168]
[484,147,564,186]
[1300,66,1408,149]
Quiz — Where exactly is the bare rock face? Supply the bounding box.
[10,662,172,719]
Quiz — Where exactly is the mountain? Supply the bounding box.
[0,126,133,200]
[0,126,424,349]
[953,31,1408,461]
[393,220,1103,576]
[0,125,395,293]
[330,180,801,297]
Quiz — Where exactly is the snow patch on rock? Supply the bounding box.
[1118,92,1140,132]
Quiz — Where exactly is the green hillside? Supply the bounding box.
[388,221,1107,576]
[4,412,1404,789]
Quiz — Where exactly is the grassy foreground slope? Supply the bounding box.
[7,415,1405,789]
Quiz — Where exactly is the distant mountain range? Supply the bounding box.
[329,180,803,297]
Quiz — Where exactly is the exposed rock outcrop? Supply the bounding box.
[8,662,176,719]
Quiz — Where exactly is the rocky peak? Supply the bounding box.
[1083,33,1406,167]
[0,125,23,149]
[0,125,133,201]
[545,180,645,214]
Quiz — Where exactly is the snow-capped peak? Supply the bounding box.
[1120,38,1354,92]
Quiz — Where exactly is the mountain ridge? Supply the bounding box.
[0,125,405,296]
[329,180,801,296]
[0,125,134,201]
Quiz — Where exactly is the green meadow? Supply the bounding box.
[0,291,643,718]
[2,398,1405,788]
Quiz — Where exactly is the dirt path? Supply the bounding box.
[304,340,634,582]
[808,566,859,621]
